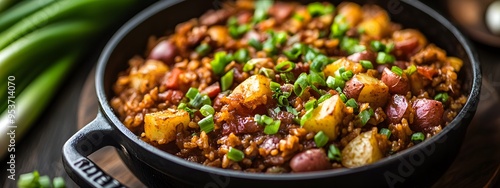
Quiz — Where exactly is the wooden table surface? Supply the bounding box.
[1,1,500,188]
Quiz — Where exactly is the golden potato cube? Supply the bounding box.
[341,130,383,168]
[302,94,345,140]
[344,73,389,107]
[229,74,272,109]
[144,109,190,144]
[323,58,363,78]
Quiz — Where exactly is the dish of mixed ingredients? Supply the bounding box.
[110,0,467,173]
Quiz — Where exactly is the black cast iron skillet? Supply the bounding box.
[62,0,481,187]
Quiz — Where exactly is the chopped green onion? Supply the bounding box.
[195,43,211,57]
[326,76,345,89]
[275,61,295,72]
[293,73,309,96]
[278,94,290,106]
[229,24,250,39]
[227,16,238,26]
[360,60,373,69]
[221,69,234,91]
[249,38,262,50]
[339,93,347,103]
[300,109,313,126]
[259,67,275,78]
[186,87,199,100]
[280,72,295,83]
[243,58,261,72]
[310,54,329,72]
[370,40,385,52]
[286,106,299,116]
[314,131,329,147]
[406,64,417,75]
[211,51,233,75]
[52,177,65,188]
[305,99,317,111]
[264,120,281,134]
[234,48,250,63]
[253,0,273,23]
[359,108,374,126]
[434,92,449,103]
[255,114,274,125]
[328,144,341,161]
[330,15,349,38]
[304,47,319,62]
[284,43,304,60]
[190,93,211,108]
[39,176,51,188]
[292,13,304,21]
[273,32,288,45]
[376,52,395,64]
[307,71,326,87]
[273,106,281,114]
[379,128,392,138]
[391,66,403,76]
[199,115,214,133]
[385,42,395,53]
[345,98,358,109]
[228,147,245,162]
[263,38,278,55]
[18,170,40,188]
[340,37,365,54]
[411,132,425,142]
[270,81,281,91]
[318,94,332,104]
[307,2,334,17]
[200,104,215,116]
[178,102,196,116]
[340,70,353,81]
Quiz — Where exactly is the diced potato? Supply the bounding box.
[229,75,272,109]
[338,2,363,27]
[302,95,345,140]
[342,130,383,168]
[207,25,229,46]
[144,109,190,144]
[129,59,169,93]
[344,73,389,107]
[323,58,363,77]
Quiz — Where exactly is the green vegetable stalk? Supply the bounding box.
[0,50,79,159]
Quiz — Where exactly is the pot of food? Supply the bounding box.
[63,0,481,187]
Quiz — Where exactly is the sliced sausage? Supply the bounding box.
[149,40,178,65]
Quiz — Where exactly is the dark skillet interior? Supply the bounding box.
[96,0,480,187]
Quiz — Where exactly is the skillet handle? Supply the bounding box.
[62,112,126,188]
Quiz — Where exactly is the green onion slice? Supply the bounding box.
[200,105,215,117]
[199,115,214,133]
[275,61,295,73]
[360,60,373,69]
[391,66,403,76]
[195,43,211,57]
[234,48,250,63]
[434,92,449,103]
[228,147,245,162]
[376,52,395,64]
[411,132,425,142]
[379,128,392,138]
[264,120,281,135]
[328,144,341,161]
[221,69,234,91]
[314,131,329,147]
[359,108,374,126]
[186,87,199,100]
